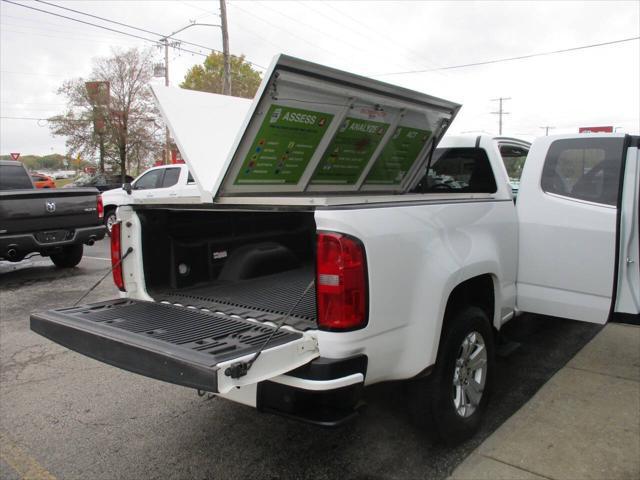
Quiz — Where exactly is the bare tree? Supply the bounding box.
[49,47,163,179]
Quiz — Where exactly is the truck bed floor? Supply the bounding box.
[151,266,317,331]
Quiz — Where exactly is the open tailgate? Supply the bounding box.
[152,54,460,203]
[30,299,319,393]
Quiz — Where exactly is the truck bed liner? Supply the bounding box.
[30,299,303,392]
[152,266,317,331]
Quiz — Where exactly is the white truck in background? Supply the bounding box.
[101,164,198,233]
[31,55,639,444]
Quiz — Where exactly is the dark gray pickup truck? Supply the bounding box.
[0,160,106,267]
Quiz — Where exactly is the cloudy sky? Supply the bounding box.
[1,0,638,156]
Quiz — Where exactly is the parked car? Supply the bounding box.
[0,160,106,267]
[30,56,640,445]
[63,172,133,192]
[30,172,56,189]
[52,170,76,180]
[101,164,199,233]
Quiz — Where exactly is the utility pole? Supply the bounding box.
[220,0,232,96]
[491,97,511,135]
[540,126,555,136]
[163,37,170,164]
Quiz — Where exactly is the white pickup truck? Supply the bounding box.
[31,55,639,444]
[101,164,198,233]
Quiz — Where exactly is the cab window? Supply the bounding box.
[412,147,497,194]
[134,169,164,190]
[161,168,180,188]
[541,138,624,206]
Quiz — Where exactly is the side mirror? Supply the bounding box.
[123,183,132,195]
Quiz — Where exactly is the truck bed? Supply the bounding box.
[149,265,317,331]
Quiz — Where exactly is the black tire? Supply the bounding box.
[410,306,495,445]
[50,244,84,268]
[104,209,117,236]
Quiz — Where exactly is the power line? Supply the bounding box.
[33,0,264,69]
[1,25,153,49]
[2,0,162,45]
[376,36,640,76]
[1,0,265,70]
[33,1,219,59]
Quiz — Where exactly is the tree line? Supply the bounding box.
[48,48,262,178]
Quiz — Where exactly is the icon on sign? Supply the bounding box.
[281,154,288,161]
[258,139,266,146]
[255,146,262,153]
[318,118,326,127]
[287,141,295,149]
[270,108,282,124]
[249,161,256,168]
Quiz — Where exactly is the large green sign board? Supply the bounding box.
[234,105,334,185]
[365,126,432,185]
[311,117,390,185]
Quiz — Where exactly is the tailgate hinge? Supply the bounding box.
[224,362,250,379]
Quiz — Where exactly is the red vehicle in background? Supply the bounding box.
[30,173,56,189]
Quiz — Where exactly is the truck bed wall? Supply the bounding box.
[135,208,317,324]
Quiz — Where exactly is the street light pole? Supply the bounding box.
[158,17,229,163]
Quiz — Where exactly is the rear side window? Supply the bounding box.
[162,168,180,188]
[412,147,497,194]
[541,138,624,206]
[0,164,33,190]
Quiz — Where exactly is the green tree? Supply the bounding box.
[180,52,261,99]
[49,47,163,179]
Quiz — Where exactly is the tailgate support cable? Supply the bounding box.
[73,247,133,306]
[224,279,315,380]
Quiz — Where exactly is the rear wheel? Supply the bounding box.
[104,209,117,236]
[411,306,495,445]
[50,244,83,268]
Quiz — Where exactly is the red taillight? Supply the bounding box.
[316,232,367,331]
[97,194,104,219]
[110,221,125,291]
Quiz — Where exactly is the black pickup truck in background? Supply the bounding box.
[0,160,107,268]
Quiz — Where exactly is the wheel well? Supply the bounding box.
[443,274,495,327]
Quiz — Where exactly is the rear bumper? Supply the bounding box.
[0,225,106,258]
[257,355,367,427]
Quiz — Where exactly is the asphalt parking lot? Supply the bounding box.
[0,239,602,480]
